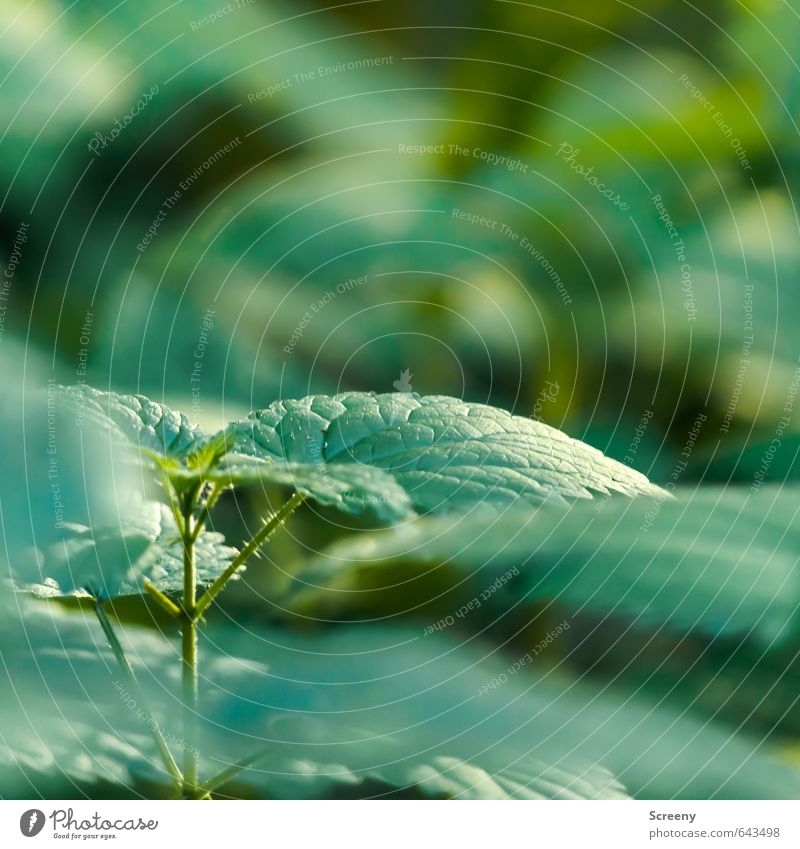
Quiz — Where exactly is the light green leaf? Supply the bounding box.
[0,593,171,795]
[225,392,663,516]
[0,592,627,800]
[11,502,238,601]
[58,387,661,522]
[298,485,800,645]
[3,589,791,800]
[196,622,800,800]
[57,385,205,458]
[219,715,628,799]
[0,387,143,561]
[391,754,627,800]
[54,386,415,522]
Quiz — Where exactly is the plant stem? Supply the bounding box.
[200,745,273,796]
[175,485,302,796]
[181,492,200,796]
[143,579,181,617]
[190,483,222,543]
[162,470,186,536]
[94,601,183,789]
[193,492,304,620]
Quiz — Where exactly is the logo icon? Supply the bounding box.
[393,369,414,393]
[20,809,46,837]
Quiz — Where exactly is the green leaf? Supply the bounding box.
[196,622,800,800]
[56,385,227,497]
[384,754,627,800]
[0,593,172,795]
[0,386,143,562]
[207,456,416,524]
[60,387,661,522]
[3,588,791,800]
[11,502,238,601]
[225,392,663,516]
[217,716,628,799]
[533,486,800,645]
[57,385,205,458]
[298,485,800,645]
[55,385,414,521]
[0,591,628,800]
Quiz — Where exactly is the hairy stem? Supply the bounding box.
[181,491,200,795]
[143,579,181,617]
[94,601,182,789]
[193,492,304,620]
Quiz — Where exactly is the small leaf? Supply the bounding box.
[394,754,627,800]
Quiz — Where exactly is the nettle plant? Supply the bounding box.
[6,386,799,800]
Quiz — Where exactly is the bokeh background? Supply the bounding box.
[5,0,800,471]
[3,0,800,800]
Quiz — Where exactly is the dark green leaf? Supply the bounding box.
[298,485,800,645]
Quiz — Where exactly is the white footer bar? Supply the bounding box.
[2,799,797,848]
